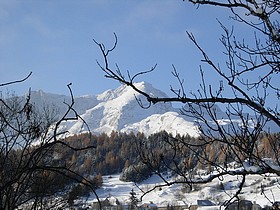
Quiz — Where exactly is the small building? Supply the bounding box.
[197,200,214,207]
[138,202,158,210]
[92,196,120,210]
[227,200,256,210]
[189,200,219,210]
[92,198,110,210]
[252,203,262,210]
[272,201,280,210]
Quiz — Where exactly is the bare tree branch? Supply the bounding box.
[0,72,32,87]
[94,0,279,207]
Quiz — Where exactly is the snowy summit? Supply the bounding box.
[28,82,277,137]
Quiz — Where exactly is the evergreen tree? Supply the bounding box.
[129,189,138,210]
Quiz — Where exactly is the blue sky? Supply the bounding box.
[1,0,242,97]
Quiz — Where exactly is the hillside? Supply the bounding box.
[85,172,280,209]
[43,131,280,209]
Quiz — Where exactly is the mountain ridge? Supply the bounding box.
[27,82,278,137]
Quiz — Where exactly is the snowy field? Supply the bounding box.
[84,172,280,208]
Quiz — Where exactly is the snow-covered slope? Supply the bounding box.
[84,172,280,208]
[26,82,278,137]
[121,111,200,137]
[29,90,99,118]
[61,82,200,137]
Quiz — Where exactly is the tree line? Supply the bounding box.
[60,130,280,183]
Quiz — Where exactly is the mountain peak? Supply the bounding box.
[25,83,199,137]
[97,82,168,102]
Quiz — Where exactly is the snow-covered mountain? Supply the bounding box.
[61,82,200,137]
[28,82,278,137]
[29,89,99,117]
[26,82,198,137]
